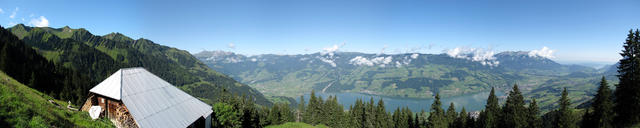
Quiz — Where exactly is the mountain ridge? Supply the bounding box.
[5,24,272,106]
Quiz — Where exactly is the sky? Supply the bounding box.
[1,0,639,65]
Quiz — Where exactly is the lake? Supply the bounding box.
[304,91,505,113]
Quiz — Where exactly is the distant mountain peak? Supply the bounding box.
[103,32,133,42]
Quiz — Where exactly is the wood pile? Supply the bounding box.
[112,105,138,128]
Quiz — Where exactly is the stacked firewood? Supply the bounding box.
[114,105,138,128]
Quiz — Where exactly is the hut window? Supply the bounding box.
[101,98,105,103]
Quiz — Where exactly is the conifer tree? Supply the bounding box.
[479,87,500,128]
[453,107,468,128]
[351,98,365,128]
[428,93,447,128]
[466,112,476,128]
[446,102,457,125]
[405,107,415,128]
[316,96,326,124]
[555,88,575,128]
[364,98,376,128]
[393,108,407,128]
[376,98,391,128]
[418,109,426,128]
[527,98,541,128]
[502,84,527,128]
[305,90,317,124]
[587,76,613,128]
[614,29,640,127]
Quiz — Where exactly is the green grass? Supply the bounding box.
[0,71,114,127]
[265,122,329,128]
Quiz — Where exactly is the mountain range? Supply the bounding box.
[195,50,619,110]
[3,24,271,106]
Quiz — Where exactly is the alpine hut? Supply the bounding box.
[81,67,212,128]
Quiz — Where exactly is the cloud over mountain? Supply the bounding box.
[446,47,499,66]
[528,46,555,58]
[29,16,49,27]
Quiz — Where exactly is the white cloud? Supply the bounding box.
[349,56,393,67]
[228,42,236,49]
[29,16,49,27]
[317,56,337,67]
[349,56,374,66]
[528,46,555,58]
[445,47,499,66]
[411,53,419,59]
[250,58,257,62]
[0,8,4,14]
[9,7,18,19]
[322,42,345,56]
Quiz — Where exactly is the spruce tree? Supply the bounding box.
[555,88,575,128]
[588,76,613,128]
[502,84,527,128]
[306,90,317,124]
[428,93,447,128]
[614,29,640,127]
[376,98,391,128]
[446,102,457,125]
[364,98,376,128]
[417,109,426,128]
[352,98,365,128]
[393,108,407,128]
[479,87,500,128]
[466,112,476,128]
[527,98,541,128]
[405,107,414,128]
[454,107,468,128]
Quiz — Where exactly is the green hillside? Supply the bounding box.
[0,70,114,127]
[6,24,271,106]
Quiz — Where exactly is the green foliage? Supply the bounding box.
[452,107,468,128]
[501,84,527,128]
[527,99,541,128]
[583,76,613,128]
[213,103,241,127]
[478,87,500,128]
[428,93,447,128]
[267,103,294,125]
[446,102,457,126]
[265,122,328,128]
[614,29,640,127]
[555,88,576,128]
[375,98,392,128]
[300,90,350,127]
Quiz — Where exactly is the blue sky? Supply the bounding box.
[1,0,639,65]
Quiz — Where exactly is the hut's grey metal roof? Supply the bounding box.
[89,67,213,128]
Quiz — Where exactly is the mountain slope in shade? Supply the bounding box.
[195,50,615,110]
[7,24,272,106]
